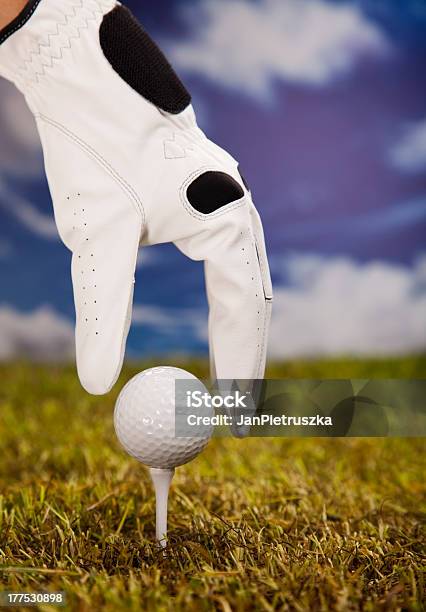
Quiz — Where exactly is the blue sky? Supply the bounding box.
[0,0,425,360]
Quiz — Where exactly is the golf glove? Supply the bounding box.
[0,0,273,394]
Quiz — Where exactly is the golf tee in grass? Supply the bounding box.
[150,468,175,548]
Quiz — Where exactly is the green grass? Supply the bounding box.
[0,357,424,611]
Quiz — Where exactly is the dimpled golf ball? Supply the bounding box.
[114,367,213,469]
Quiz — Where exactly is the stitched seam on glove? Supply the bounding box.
[255,241,273,301]
[16,0,112,87]
[180,167,247,221]
[249,229,269,378]
[257,300,271,378]
[253,269,269,378]
[36,112,146,225]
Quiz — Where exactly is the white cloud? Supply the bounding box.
[132,255,426,358]
[268,254,426,358]
[133,304,179,327]
[4,258,420,363]
[389,118,426,173]
[132,304,207,338]
[168,0,389,99]
[0,305,74,361]
[136,246,164,269]
[0,179,58,240]
[0,80,42,178]
[0,83,54,240]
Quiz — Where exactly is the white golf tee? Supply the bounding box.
[149,467,175,548]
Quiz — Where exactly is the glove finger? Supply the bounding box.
[72,210,141,395]
[175,199,272,380]
[40,119,143,395]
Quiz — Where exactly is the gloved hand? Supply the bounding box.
[0,0,273,394]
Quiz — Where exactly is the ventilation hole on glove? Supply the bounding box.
[77,193,81,197]
[96,332,99,336]
[187,171,244,214]
[86,238,89,242]
[94,300,97,304]
[91,254,94,257]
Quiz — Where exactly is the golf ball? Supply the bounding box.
[114,367,213,469]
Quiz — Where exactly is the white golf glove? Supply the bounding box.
[0,0,273,394]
